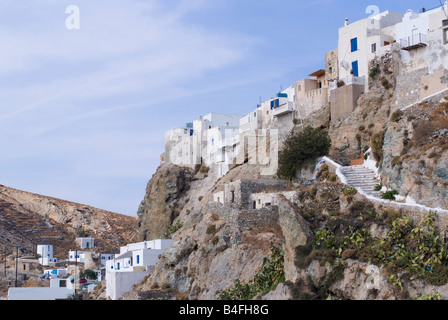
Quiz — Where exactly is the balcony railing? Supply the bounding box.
[400,33,427,51]
[272,101,294,117]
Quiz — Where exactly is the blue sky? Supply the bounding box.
[0,0,439,216]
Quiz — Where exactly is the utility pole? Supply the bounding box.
[74,249,77,298]
[15,246,18,287]
[3,246,6,279]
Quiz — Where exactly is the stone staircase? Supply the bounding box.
[340,165,381,198]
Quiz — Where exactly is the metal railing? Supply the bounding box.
[400,33,427,50]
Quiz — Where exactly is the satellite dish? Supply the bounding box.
[340,60,349,70]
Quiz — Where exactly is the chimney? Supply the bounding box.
[345,18,349,26]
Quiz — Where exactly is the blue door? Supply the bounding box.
[352,60,359,77]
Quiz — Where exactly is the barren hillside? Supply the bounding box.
[0,184,138,258]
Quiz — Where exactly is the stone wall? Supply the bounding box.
[223,179,291,210]
[330,83,365,121]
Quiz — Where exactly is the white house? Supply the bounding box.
[68,250,86,263]
[165,113,244,177]
[76,237,94,249]
[105,239,173,300]
[8,287,75,300]
[337,10,404,90]
[37,240,58,266]
[393,4,448,107]
[101,253,114,266]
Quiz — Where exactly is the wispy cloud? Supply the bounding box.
[0,0,265,215]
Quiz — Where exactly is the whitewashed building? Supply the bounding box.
[76,237,94,249]
[165,113,244,177]
[68,250,86,263]
[37,240,58,266]
[105,239,173,300]
[337,10,404,90]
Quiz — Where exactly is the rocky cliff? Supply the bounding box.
[0,185,138,258]
[130,52,448,301]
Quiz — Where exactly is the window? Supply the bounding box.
[444,28,448,45]
[137,255,140,264]
[371,43,377,53]
[231,191,235,203]
[351,37,358,52]
[351,60,359,77]
[443,19,448,27]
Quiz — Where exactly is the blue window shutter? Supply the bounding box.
[351,38,358,52]
[270,100,274,110]
[352,60,359,77]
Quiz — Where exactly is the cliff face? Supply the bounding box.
[133,160,448,300]
[380,97,448,210]
[136,162,193,241]
[132,53,448,301]
[0,185,138,257]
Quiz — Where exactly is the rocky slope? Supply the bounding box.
[0,184,138,258]
[129,160,448,300]
[129,51,448,300]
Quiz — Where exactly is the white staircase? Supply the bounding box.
[340,165,381,197]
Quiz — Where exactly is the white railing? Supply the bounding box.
[400,33,427,50]
[272,101,294,117]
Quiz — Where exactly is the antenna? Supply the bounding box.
[441,0,448,19]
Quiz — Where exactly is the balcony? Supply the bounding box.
[272,101,294,117]
[400,33,427,51]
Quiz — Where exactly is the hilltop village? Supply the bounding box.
[3,4,448,300]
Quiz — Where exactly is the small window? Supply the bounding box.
[443,19,448,27]
[444,28,448,45]
[351,37,358,52]
[371,43,377,53]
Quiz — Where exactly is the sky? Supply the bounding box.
[0,0,440,216]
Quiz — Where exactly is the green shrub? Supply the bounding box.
[391,156,402,167]
[371,131,385,161]
[382,190,399,200]
[390,110,403,122]
[343,187,357,196]
[206,224,216,235]
[218,243,285,300]
[277,126,331,180]
[168,221,183,236]
[374,184,383,191]
[369,66,379,79]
